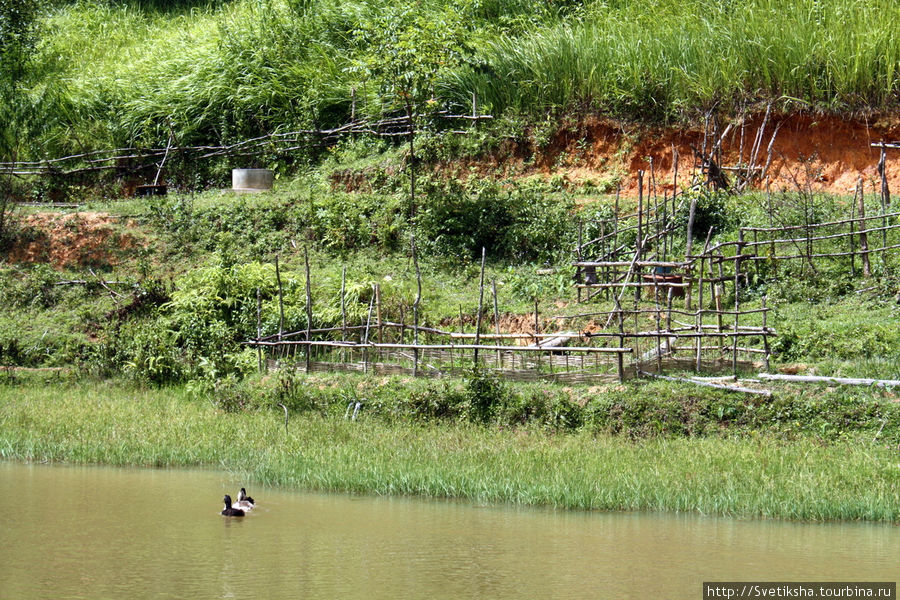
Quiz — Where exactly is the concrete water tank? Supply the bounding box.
[232,168,274,192]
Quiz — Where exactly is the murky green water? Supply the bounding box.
[1,461,897,599]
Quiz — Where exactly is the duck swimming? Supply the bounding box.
[235,487,255,511]
[221,494,245,517]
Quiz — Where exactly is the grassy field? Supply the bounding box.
[1,379,898,522]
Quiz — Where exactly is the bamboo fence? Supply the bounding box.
[570,137,900,379]
[244,245,636,383]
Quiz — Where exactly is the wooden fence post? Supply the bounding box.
[857,177,872,277]
[474,247,486,367]
[492,279,501,370]
[412,235,422,376]
[303,248,312,372]
[256,287,263,372]
[636,170,644,304]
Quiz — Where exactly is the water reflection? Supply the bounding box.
[1,462,897,599]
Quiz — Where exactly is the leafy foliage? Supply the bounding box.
[416,177,574,262]
[351,1,467,117]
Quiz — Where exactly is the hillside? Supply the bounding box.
[1,0,899,401]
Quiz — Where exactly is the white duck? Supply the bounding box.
[235,487,255,511]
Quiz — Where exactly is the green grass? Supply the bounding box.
[1,380,898,521]
[11,0,900,162]
[451,0,900,120]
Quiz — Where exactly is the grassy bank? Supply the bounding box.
[453,0,900,120]
[8,0,900,162]
[2,379,899,522]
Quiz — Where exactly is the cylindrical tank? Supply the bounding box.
[232,168,274,192]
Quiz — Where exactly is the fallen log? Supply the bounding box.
[757,373,900,387]
[537,332,578,349]
[639,370,772,397]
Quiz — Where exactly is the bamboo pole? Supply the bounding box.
[275,255,285,342]
[740,242,900,261]
[762,296,770,372]
[738,222,900,247]
[696,227,714,371]
[857,177,872,277]
[639,370,772,397]
[375,282,382,363]
[757,373,900,387]
[586,330,774,339]
[672,146,679,203]
[733,230,744,377]
[850,189,857,277]
[577,220,583,303]
[303,248,312,372]
[614,187,620,265]
[256,287,263,373]
[249,340,633,354]
[534,297,541,371]
[399,306,406,349]
[412,235,422,376]
[576,281,690,289]
[492,279,501,369]
[601,220,608,300]
[759,121,782,183]
[572,260,687,268]
[474,247,486,367]
[695,263,704,373]
[685,194,697,258]
[340,265,347,362]
[653,275,663,372]
[362,288,374,374]
[740,210,900,232]
[616,295,625,382]
[636,170,644,305]
[714,283,724,355]
[879,150,890,266]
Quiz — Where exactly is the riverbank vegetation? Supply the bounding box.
[2,179,899,382]
[2,379,899,521]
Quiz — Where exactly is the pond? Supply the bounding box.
[1,461,897,599]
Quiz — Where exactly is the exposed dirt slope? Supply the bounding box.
[444,113,900,198]
[8,212,145,269]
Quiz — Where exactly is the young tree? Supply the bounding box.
[352,3,467,221]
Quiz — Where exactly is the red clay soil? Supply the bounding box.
[440,113,900,198]
[7,212,144,269]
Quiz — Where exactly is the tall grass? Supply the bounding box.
[19,0,900,159]
[23,0,575,157]
[449,0,900,120]
[28,0,360,155]
[1,382,899,521]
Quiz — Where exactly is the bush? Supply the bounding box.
[119,323,185,385]
[416,177,574,262]
[464,367,507,423]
